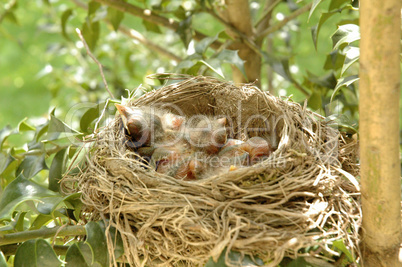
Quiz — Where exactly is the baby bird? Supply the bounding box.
[240,136,273,165]
[187,117,227,154]
[115,104,165,148]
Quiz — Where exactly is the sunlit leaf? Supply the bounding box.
[177,15,192,48]
[14,239,62,267]
[331,24,360,50]
[82,20,100,51]
[86,222,108,267]
[14,211,27,232]
[18,118,36,132]
[308,0,325,22]
[16,155,48,179]
[328,0,351,11]
[65,242,93,267]
[37,196,64,215]
[46,114,81,142]
[215,50,246,79]
[341,46,359,76]
[88,1,101,17]
[0,251,7,266]
[0,174,58,219]
[49,147,70,192]
[61,9,74,41]
[195,34,218,55]
[332,239,354,262]
[30,214,53,230]
[312,11,338,49]
[331,75,359,102]
[0,153,16,175]
[107,6,124,31]
[324,50,346,71]
[200,59,224,78]
[143,20,161,33]
[0,125,17,150]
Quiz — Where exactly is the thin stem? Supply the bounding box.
[76,28,115,99]
[258,3,313,38]
[92,0,223,49]
[0,225,86,246]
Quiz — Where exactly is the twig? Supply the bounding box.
[75,28,115,99]
[71,0,182,63]
[0,225,86,246]
[205,7,263,57]
[258,2,313,38]
[118,26,183,62]
[92,0,223,50]
[255,0,282,30]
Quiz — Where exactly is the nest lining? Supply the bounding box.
[63,76,360,267]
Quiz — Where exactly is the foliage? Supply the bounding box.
[0,0,361,265]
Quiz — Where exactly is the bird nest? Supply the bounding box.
[63,76,361,266]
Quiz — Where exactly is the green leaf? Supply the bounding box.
[4,11,18,25]
[14,239,62,267]
[308,0,325,22]
[308,91,323,111]
[18,118,36,132]
[215,50,246,79]
[49,147,70,192]
[86,222,108,267]
[66,242,93,267]
[195,34,218,55]
[200,59,224,78]
[37,196,64,215]
[14,211,27,232]
[341,46,359,76]
[82,19,100,51]
[143,20,161,33]
[312,11,338,49]
[0,251,7,266]
[88,1,101,17]
[16,155,48,179]
[332,239,354,262]
[79,102,107,134]
[0,153,16,175]
[328,0,351,11]
[280,257,309,267]
[177,15,192,48]
[331,24,360,50]
[324,50,346,71]
[0,125,17,150]
[331,75,359,102]
[0,174,58,219]
[107,7,124,31]
[46,114,81,142]
[61,9,74,41]
[30,214,53,230]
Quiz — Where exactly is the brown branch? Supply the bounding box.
[257,2,313,38]
[76,28,115,99]
[92,0,222,49]
[118,26,183,62]
[255,0,281,31]
[72,0,182,63]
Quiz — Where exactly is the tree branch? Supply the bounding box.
[72,0,182,63]
[257,3,312,38]
[118,26,183,62]
[0,225,86,246]
[92,0,222,49]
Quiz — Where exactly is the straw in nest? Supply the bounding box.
[63,76,361,266]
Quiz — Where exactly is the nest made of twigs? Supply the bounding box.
[63,76,361,266]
